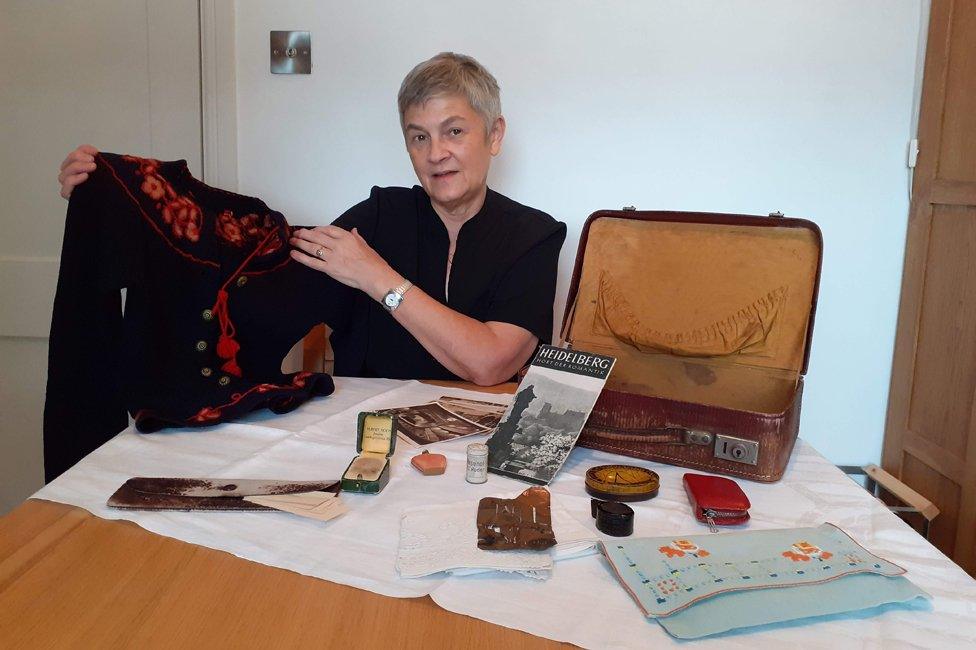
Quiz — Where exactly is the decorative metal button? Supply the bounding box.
[218,375,231,386]
[202,308,214,321]
[195,340,208,352]
[236,276,248,287]
[200,367,213,377]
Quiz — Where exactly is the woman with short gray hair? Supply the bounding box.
[58,52,565,386]
[397,52,502,132]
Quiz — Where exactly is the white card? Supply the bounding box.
[244,491,347,522]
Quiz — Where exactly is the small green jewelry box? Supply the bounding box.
[341,412,397,494]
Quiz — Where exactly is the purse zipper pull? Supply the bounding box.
[703,509,719,533]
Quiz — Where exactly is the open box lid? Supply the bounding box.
[561,210,822,376]
[356,412,397,457]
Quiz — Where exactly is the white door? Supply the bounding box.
[0,0,202,513]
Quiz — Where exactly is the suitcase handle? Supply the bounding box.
[586,427,713,446]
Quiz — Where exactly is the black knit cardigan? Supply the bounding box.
[43,153,346,481]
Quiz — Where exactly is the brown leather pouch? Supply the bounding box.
[562,210,822,482]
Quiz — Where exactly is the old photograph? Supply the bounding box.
[380,397,507,446]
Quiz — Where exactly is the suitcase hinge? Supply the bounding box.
[622,205,637,211]
[768,211,784,218]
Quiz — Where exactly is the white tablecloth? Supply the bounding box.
[35,378,976,648]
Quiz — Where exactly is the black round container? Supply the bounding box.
[590,499,635,537]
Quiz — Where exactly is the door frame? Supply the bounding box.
[200,0,238,191]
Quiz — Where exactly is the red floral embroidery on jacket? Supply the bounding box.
[216,209,282,254]
[141,173,166,200]
[123,155,281,254]
[124,155,202,243]
[216,210,245,244]
[187,372,315,424]
[192,407,222,423]
[163,196,202,241]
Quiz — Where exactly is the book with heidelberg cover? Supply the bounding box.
[487,344,616,485]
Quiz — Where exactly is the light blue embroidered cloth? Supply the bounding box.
[601,522,930,639]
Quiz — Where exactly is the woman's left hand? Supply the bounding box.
[290,226,400,300]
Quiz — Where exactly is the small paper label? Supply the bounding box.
[362,415,391,453]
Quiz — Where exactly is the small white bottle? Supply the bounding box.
[466,443,489,484]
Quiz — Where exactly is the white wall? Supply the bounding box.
[234,0,924,465]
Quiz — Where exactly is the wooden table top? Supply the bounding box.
[0,499,566,648]
[0,380,570,648]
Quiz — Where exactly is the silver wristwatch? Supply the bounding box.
[381,280,413,312]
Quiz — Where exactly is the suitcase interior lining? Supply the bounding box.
[565,217,819,415]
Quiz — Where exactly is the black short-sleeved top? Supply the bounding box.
[329,186,566,381]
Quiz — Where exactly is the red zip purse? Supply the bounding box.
[683,473,751,532]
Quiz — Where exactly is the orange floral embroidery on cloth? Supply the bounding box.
[216,210,283,254]
[124,155,202,243]
[659,539,711,559]
[163,196,202,241]
[187,372,314,424]
[782,541,833,562]
[656,578,681,596]
[124,155,281,254]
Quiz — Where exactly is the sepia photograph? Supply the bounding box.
[380,397,507,446]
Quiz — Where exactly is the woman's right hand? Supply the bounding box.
[58,145,99,199]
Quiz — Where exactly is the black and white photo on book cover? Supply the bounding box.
[487,345,616,485]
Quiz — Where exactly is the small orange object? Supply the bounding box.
[411,450,446,476]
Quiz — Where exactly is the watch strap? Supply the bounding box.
[394,279,413,297]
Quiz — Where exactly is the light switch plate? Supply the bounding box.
[270,31,311,74]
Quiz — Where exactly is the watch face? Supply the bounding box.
[384,292,400,308]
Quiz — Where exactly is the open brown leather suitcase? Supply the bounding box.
[562,209,822,482]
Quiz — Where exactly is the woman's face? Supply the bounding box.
[402,94,505,219]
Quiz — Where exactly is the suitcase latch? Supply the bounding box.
[682,429,713,446]
[714,434,759,465]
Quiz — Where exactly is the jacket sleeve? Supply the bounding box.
[42,161,143,482]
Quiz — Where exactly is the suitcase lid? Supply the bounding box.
[561,210,822,376]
